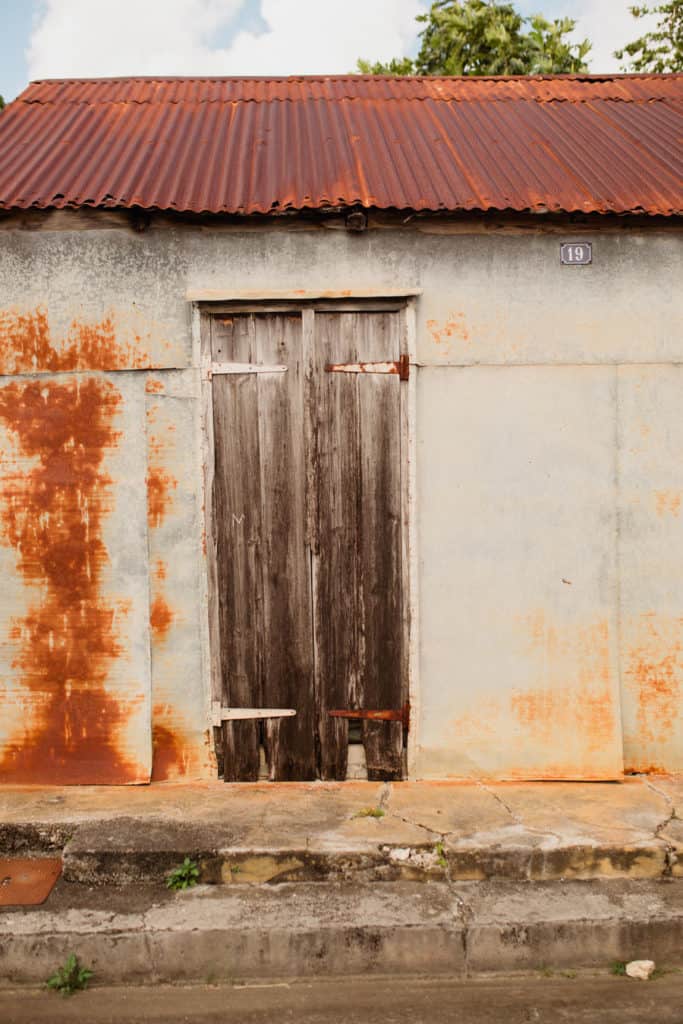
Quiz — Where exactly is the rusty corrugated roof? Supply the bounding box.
[0,74,681,217]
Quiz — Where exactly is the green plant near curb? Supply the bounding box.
[355,807,385,819]
[435,841,448,868]
[610,960,627,976]
[166,856,200,890]
[46,954,93,996]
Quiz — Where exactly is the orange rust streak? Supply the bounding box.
[510,618,615,755]
[426,312,470,347]
[625,613,681,745]
[0,376,138,784]
[151,704,198,781]
[146,468,178,529]
[0,308,153,374]
[655,490,681,517]
[150,594,174,640]
[146,404,178,530]
[152,722,185,781]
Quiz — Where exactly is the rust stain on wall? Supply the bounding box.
[655,490,681,517]
[0,307,160,374]
[510,616,615,755]
[150,594,175,640]
[426,312,471,351]
[0,375,140,783]
[151,702,192,781]
[146,405,178,529]
[145,377,165,394]
[625,613,681,745]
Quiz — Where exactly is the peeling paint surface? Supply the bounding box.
[0,372,151,783]
[0,307,182,374]
[619,367,683,772]
[145,389,209,782]
[417,364,623,779]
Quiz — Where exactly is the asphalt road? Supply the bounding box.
[1,975,683,1024]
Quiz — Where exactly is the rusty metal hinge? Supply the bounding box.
[325,354,409,381]
[211,703,296,727]
[328,702,410,731]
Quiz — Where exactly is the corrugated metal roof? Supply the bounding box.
[0,74,681,217]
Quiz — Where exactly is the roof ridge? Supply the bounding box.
[25,72,683,85]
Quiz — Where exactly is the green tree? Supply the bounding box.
[0,96,5,111]
[615,0,683,72]
[357,0,591,76]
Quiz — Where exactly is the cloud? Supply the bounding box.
[517,0,660,73]
[572,0,659,72]
[27,0,425,80]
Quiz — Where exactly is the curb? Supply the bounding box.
[2,880,682,985]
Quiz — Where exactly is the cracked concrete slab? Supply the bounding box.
[1,777,681,884]
[386,782,511,837]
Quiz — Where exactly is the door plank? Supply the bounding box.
[211,315,262,780]
[255,314,316,780]
[312,310,406,781]
[355,313,405,780]
[310,313,360,780]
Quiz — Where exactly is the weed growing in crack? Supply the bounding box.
[355,807,385,819]
[434,841,447,868]
[166,856,200,890]
[610,961,627,976]
[46,954,93,996]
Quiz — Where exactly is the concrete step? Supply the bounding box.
[4,815,676,887]
[62,823,676,886]
[2,879,682,985]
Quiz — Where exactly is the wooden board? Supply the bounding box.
[211,315,262,780]
[311,312,406,780]
[211,313,315,780]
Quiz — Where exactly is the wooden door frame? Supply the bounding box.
[195,297,419,780]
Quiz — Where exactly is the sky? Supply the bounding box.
[0,0,656,103]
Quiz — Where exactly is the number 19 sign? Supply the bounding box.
[560,242,592,266]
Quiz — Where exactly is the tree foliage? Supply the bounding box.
[357,0,591,76]
[0,96,5,111]
[615,0,683,72]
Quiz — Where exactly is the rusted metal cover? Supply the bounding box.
[0,75,680,217]
[0,858,61,906]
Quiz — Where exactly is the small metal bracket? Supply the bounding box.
[325,354,409,381]
[328,702,410,731]
[211,703,296,727]
[206,363,288,381]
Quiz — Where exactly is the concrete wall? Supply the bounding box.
[0,215,680,781]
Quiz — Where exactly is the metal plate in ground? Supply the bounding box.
[0,858,62,906]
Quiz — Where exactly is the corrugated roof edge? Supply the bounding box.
[23,73,683,83]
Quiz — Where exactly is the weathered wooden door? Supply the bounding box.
[208,305,407,782]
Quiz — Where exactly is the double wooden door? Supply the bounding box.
[207,305,407,781]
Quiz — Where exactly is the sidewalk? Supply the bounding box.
[1,775,681,882]
[2,776,682,986]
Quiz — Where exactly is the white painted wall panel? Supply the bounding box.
[618,365,683,773]
[415,365,623,779]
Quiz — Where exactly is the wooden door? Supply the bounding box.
[208,306,407,781]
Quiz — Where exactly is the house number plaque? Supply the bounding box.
[560,242,592,265]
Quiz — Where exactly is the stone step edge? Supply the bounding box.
[2,823,675,883]
[63,842,675,885]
